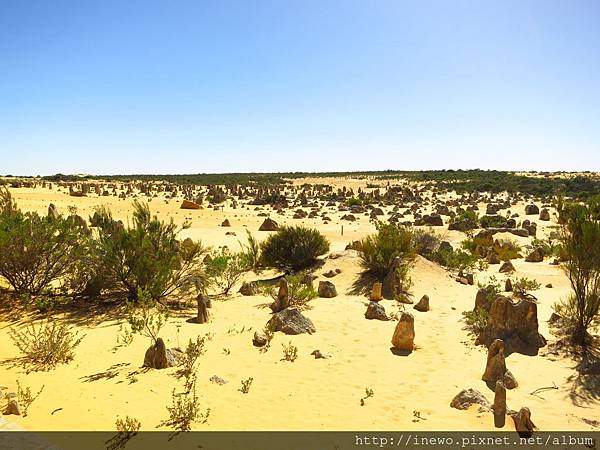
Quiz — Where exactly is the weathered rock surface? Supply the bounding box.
[510,407,536,438]
[252,331,268,347]
[391,312,415,351]
[240,281,259,296]
[180,199,201,210]
[482,339,518,389]
[475,294,546,354]
[318,281,337,298]
[259,217,279,231]
[413,295,430,312]
[365,301,388,321]
[369,282,383,301]
[267,307,316,335]
[143,338,183,369]
[450,389,491,411]
[270,279,289,312]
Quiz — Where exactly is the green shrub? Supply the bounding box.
[262,273,317,308]
[126,291,169,343]
[480,215,507,228]
[260,226,330,271]
[94,201,209,301]
[451,209,479,224]
[556,195,600,344]
[206,250,246,296]
[359,222,415,278]
[412,228,441,258]
[0,207,91,295]
[239,230,261,270]
[462,309,489,336]
[461,235,491,254]
[158,375,210,431]
[433,247,478,270]
[493,238,521,261]
[512,277,541,298]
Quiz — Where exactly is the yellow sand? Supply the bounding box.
[0,180,597,432]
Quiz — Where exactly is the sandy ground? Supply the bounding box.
[0,180,598,433]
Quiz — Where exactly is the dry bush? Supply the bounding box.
[158,375,210,432]
[239,377,253,394]
[281,341,298,362]
[9,319,84,371]
[15,379,45,417]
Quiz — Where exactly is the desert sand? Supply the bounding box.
[0,176,598,435]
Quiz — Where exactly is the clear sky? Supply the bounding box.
[1,0,599,175]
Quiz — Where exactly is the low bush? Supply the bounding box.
[493,238,521,261]
[260,226,330,271]
[433,247,478,270]
[9,320,85,371]
[206,250,246,296]
[359,222,415,278]
[263,273,318,309]
[281,342,298,362]
[158,375,210,431]
[0,204,91,295]
[15,380,45,417]
[126,291,169,344]
[239,230,261,270]
[462,309,489,336]
[412,228,441,259]
[512,277,541,298]
[93,201,210,301]
[480,215,508,228]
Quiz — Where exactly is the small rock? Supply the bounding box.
[267,307,316,335]
[511,407,536,438]
[413,295,430,312]
[311,350,327,359]
[499,261,515,273]
[252,331,268,347]
[209,375,228,385]
[318,281,337,298]
[4,399,22,416]
[450,389,491,411]
[365,301,388,321]
[240,281,259,296]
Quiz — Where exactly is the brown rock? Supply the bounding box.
[259,217,279,231]
[479,296,546,354]
[482,339,518,389]
[180,199,201,210]
[270,279,289,312]
[414,295,430,312]
[143,338,183,369]
[369,282,383,301]
[499,260,515,273]
[511,407,536,438]
[4,399,21,416]
[391,312,415,351]
[493,380,507,428]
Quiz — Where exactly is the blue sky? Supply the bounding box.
[1,0,599,175]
